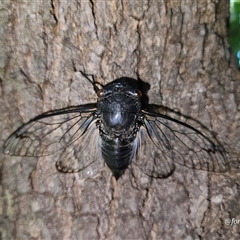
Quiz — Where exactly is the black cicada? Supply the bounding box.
[3,73,229,179]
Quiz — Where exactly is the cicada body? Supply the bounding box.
[96,79,142,179]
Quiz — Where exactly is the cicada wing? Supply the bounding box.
[3,104,97,156]
[56,120,102,173]
[142,110,230,173]
[133,126,175,178]
[3,104,103,173]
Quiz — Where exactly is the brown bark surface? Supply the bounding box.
[0,1,239,239]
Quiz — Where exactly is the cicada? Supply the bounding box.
[3,73,229,179]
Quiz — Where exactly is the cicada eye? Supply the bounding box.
[136,90,142,98]
[97,89,104,97]
[129,89,142,98]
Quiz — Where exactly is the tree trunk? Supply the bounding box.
[0,0,239,239]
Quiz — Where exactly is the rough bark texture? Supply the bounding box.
[0,0,239,239]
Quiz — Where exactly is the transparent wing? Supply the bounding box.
[56,120,102,173]
[134,127,175,178]
[4,104,102,173]
[141,110,230,173]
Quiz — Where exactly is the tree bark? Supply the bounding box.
[0,0,239,239]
